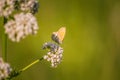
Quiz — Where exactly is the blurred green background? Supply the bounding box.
[0,0,120,80]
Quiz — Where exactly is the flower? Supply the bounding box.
[0,0,15,17]
[4,12,39,42]
[20,0,39,14]
[0,58,12,80]
[43,42,63,68]
[43,42,59,52]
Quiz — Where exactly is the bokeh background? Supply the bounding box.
[0,0,120,80]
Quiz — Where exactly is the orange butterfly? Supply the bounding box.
[51,27,66,44]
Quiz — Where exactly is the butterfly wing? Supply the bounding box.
[57,27,66,43]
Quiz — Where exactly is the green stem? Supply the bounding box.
[7,58,43,80]
[4,34,7,61]
[2,17,7,62]
[20,57,43,72]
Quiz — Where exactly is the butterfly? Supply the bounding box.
[51,27,66,44]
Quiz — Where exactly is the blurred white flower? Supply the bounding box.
[20,0,39,14]
[43,42,63,68]
[0,0,15,17]
[4,12,39,42]
[0,57,12,80]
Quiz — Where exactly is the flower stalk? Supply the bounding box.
[20,57,43,72]
[7,57,43,80]
[2,17,8,62]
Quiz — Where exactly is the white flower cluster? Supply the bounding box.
[0,0,15,17]
[0,58,12,80]
[4,12,39,42]
[20,0,39,13]
[43,42,63,68]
